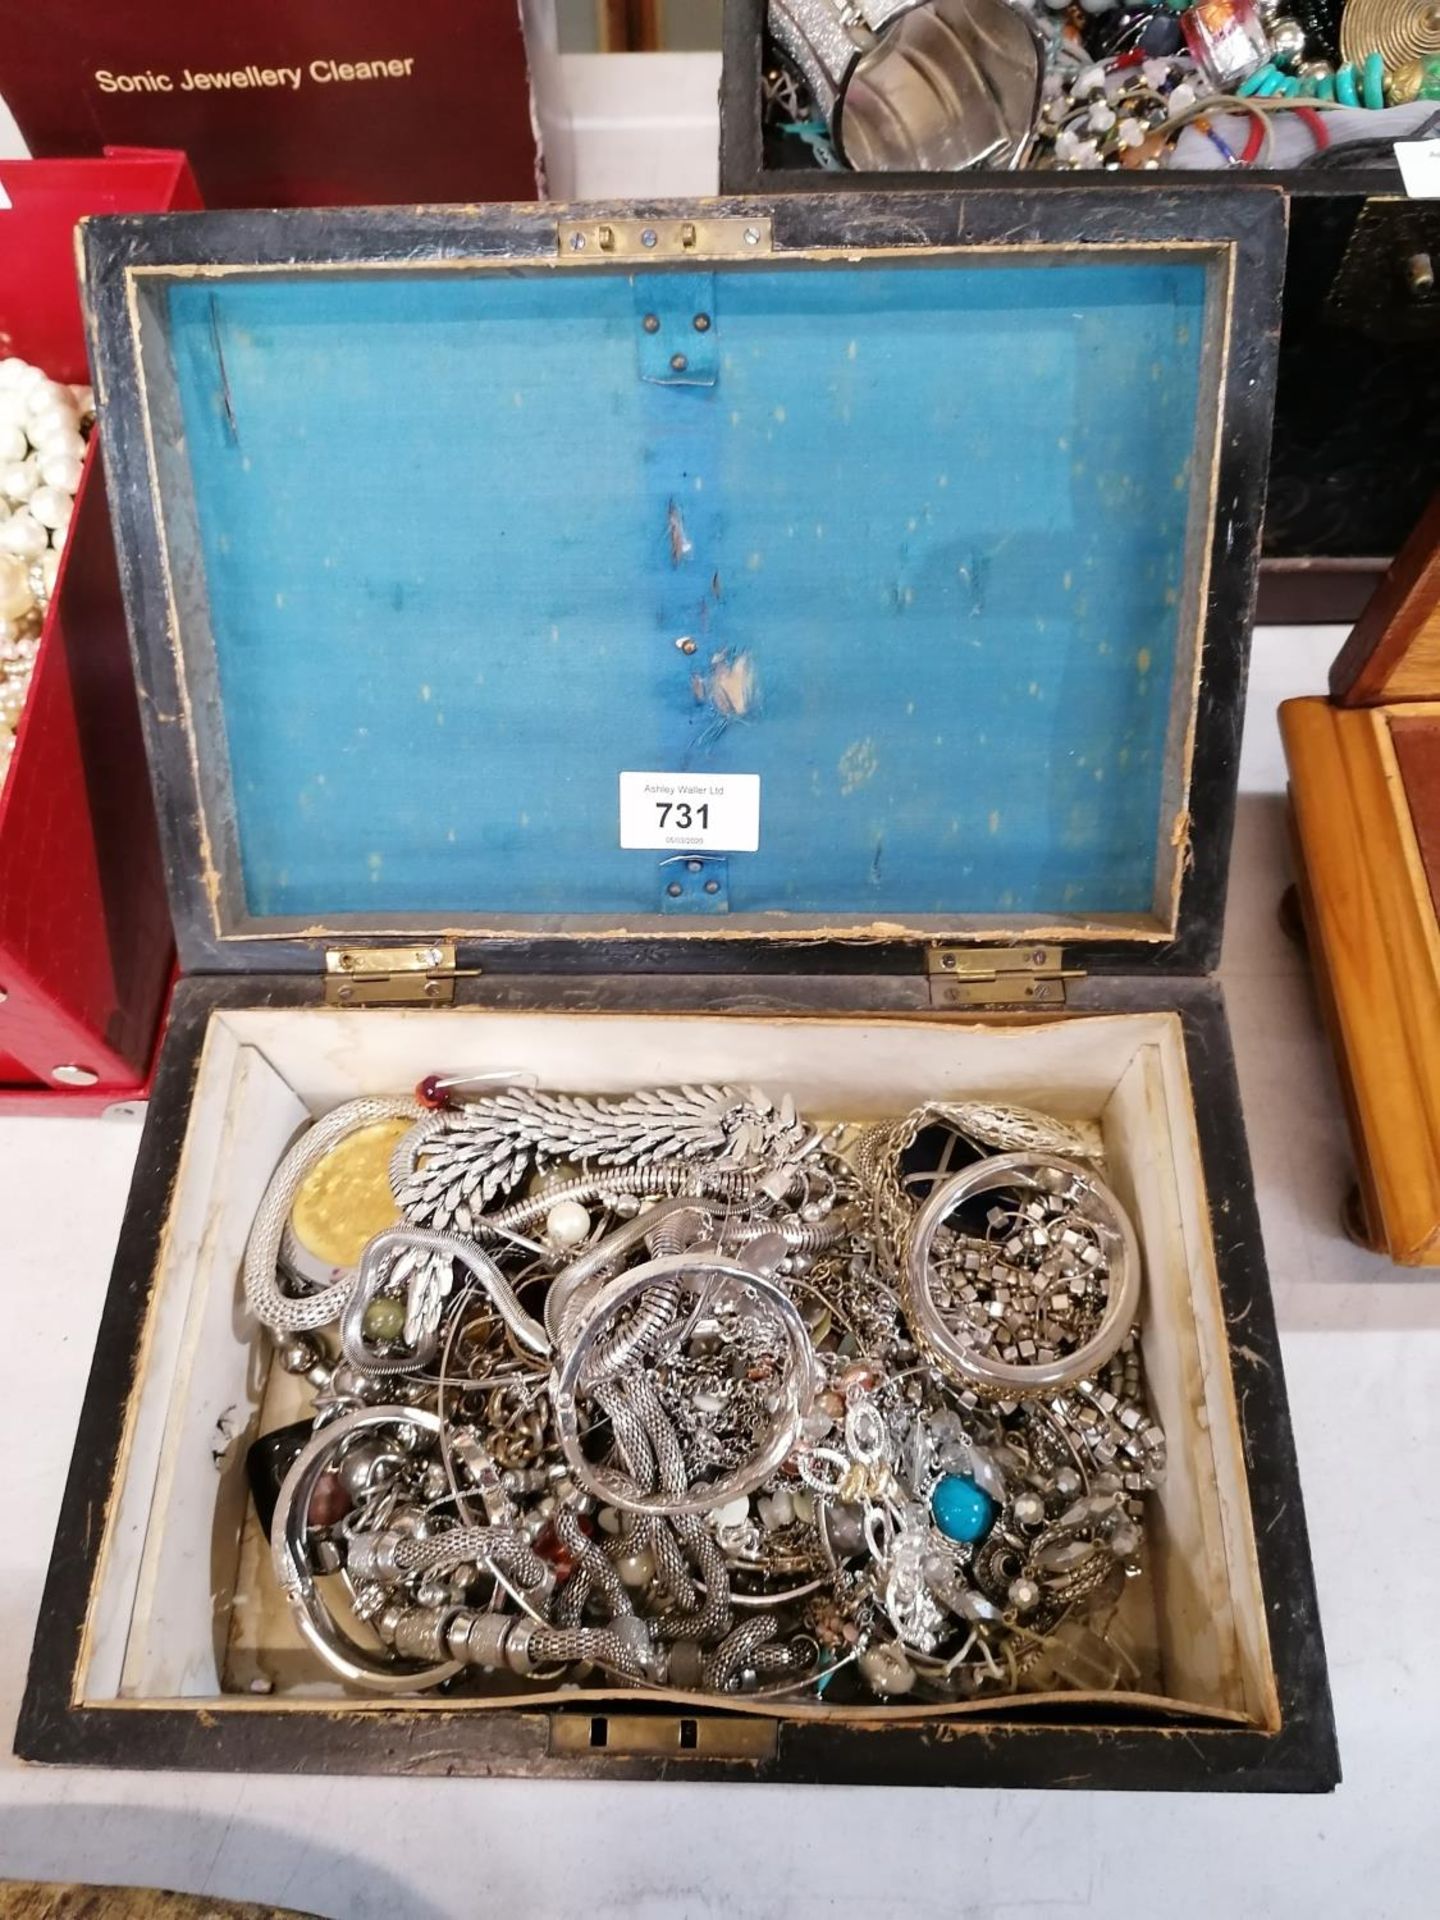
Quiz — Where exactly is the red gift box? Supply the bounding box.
[0,148,199,1112]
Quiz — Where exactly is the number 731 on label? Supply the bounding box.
[618,772,761,852]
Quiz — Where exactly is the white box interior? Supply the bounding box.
[75,1005,1279,1732]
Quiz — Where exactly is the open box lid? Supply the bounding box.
[82,190,1283,989]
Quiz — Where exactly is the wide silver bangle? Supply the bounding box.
[903,1152,1143,1396]
[769,0,1044,171]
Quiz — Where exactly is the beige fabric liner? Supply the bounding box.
[77,1005,1278,1735]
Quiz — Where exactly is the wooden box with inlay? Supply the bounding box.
[16,189,1336,1789]
[1282,496,1440,1264]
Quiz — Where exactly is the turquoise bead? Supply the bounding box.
[1336,63,1360,106]
[930,1474,996,1543]
[1362,51,1385,110]
[1237,64,1274,97]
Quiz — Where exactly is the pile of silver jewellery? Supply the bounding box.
[246,1076,1166,1704]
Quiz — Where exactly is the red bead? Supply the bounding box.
[307,1471,351,1530]
[533,1512,594,1586]
[533,1518,573,1582]
[415,1074,450,1110]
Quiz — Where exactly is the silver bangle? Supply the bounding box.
[271,1404,463,1693]
[903,1152,1142,1396]
[769,0,1044,171]
[552,1253,819,1516]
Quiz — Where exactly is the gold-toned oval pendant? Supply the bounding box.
[289,1116,411,1270]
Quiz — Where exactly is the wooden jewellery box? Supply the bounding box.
[18,189,1337,1790]
[1281,495,1440,1264]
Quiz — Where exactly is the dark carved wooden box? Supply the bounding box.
[17,189,1336,1790]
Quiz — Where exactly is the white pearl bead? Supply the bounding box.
[616,1547,655,1588]
[26,411,80,457]
[70,384,95,416]
[858,1643,916,1697]
[712,1496,750,1532]
[38,452,83,494]
[0,553,35,621]
[543,1199,591,1248]
[11,362,46,399]
[0,359,30,391]
[0,424,27,464]
[29,486,71,532]
[40,550,61,598]
[26,380,78,420]
[0,512,47,559]
[0,461,37,505]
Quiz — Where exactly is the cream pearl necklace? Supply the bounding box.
[0,356,94,794]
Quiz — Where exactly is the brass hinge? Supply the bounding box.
[556,216,773,261]
[926,944,1080,1011]
[324,943,473,1008]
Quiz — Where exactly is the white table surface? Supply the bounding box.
[2,626,1436,1917]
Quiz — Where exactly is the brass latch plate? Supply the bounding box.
[926,943,1079,1011]
[556,216,773,262]
[548,1711,777,1762]
[324,943,464,1007]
